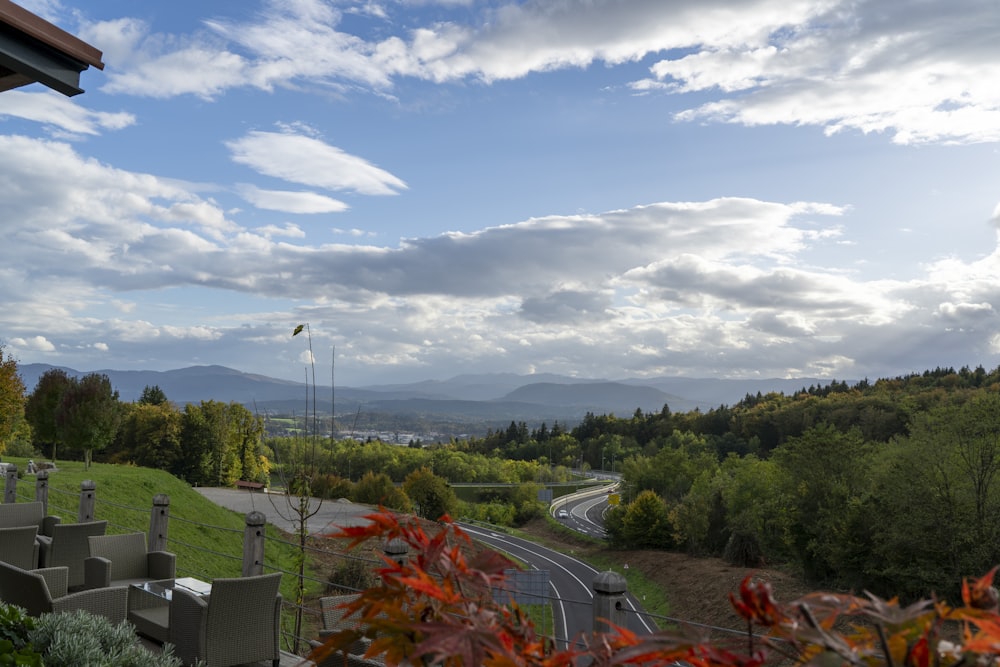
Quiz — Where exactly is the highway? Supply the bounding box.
[458,522,657,651]
[200,486,655,650]
[558,490,611,539]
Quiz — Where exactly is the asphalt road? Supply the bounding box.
[198,487,656,650]
[194,487,377,536]
[558,492,610,539]
[458,522,656,651]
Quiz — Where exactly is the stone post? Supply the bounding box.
[383,537,409,568]
[592,570,627,634]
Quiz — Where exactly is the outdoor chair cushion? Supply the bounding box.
[84,532,175,589]
[0,525,39,570]
[38,520,108,590]
[0,501,60,540]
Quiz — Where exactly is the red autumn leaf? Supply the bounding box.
[729,576,783,627]
[963,566,999,611]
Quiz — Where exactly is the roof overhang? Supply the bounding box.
[0,0,103,96]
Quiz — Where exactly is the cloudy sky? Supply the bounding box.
[3,0,1000,387]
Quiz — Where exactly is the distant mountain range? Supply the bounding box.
[17,363,835,431]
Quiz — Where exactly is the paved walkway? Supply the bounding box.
[195,487,377,537]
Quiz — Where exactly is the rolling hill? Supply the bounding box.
[17,363,833,433]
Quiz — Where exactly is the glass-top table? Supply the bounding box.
[129,577,212,643]
[132,577,212,601]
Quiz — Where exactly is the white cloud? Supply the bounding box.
[226,130,407,195]
[91,15,249,99]
[11,128,999,384]
[0,91,135,136]
[85,1,1000,146]
[8,336,56,352]
[255,223,306,239]
[650,1,1000,144]
[237,184,349,213]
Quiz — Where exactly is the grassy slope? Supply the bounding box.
[4,456,328,645]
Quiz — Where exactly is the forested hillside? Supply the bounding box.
[539,365,1000,602]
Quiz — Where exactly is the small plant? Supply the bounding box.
[0,639,42,667]
[30,610,182,667]
[328,555,379,593]
[0,604,34,649]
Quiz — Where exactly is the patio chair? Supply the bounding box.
[0,500,60,547]
[83,532,175,589]
[0,560,127,623]
[309,594,384,666]
[38,520,107,590]
[0,525,39,570]
[169,572,282,667]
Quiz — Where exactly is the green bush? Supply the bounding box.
[0,638,42,667]
[0,604,34,648]
[29,610,182,667]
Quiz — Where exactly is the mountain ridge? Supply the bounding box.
[16,363,836,430]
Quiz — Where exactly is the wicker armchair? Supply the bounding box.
[169,572,282,667]
[0,501,60,547]
[38,520,108,590]
[83,532,175,589]
[309,594,385,666]
[0,525,39,570]
[0,560,127,623]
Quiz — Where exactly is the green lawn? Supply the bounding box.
[3,457,329,650]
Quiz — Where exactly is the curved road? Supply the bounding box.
[558,492,611,539]
[198,488,655,648]
[458,522,655,650]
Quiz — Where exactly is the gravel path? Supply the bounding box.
[194,487,376,537]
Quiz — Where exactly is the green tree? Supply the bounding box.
[352,471,411,512]
[121,402,183,470]
[864,393,1000,599]
[55,374,122,469]
[25,368,73,461]
[718,454,790,562]
[178,400,244,486]
[138,385,168,406]
[228,403,267,483]
[0,346,27,456]
[609,489,671,548]
[403,467,458,520]
[770,423,872,583]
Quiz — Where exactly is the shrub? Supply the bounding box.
[0,604,34,647]
[29,610,182,667]
[0,603,41,666]
[328,555,379,593]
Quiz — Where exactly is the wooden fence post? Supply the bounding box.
[592,571,627,635]
[78,480,96,522]
[148,494,170,552]
[34,470,49,513]
[243,511,266,577]
[3,464,16,504]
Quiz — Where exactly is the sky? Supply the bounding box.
[2,0,1000,388]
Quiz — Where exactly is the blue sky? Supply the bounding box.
[3,0,1000,387]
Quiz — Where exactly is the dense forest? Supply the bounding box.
[5,347,1000,602]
